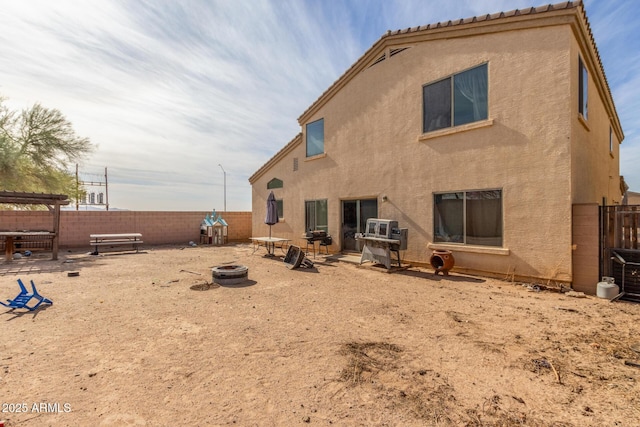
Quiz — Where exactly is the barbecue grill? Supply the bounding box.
[356,219,408,269]
[304,230,332,257]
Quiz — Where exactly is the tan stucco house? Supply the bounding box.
[249,1,624,286]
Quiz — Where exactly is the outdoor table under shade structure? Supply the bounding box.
[0,191,69,261]
[200,210,228,245]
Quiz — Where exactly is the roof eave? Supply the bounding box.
[248,133,302,184]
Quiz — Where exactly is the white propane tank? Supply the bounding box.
[596,281,619,299]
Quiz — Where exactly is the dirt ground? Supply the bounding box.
[0,243,639,426]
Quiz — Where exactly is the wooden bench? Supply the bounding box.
[90,233,143,255]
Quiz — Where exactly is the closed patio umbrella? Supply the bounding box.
[265,191,279,239]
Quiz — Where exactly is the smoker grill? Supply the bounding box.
[610,249,640,303]
[305,230,327,240]
[356,218,408,269]
[304,230,332,257]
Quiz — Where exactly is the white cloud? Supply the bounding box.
[1,0,639,210]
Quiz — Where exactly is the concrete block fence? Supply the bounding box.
[0,210,252,249]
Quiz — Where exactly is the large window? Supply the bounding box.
[579,57,588,119]
[423,63,488,133]
[434,190,502,246]
[306,118,324,157]
[305,199,328,233]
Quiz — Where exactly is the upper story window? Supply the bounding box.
[267,178,283,189]
[306,118,324,157]
[423,63,488,133]
[579,57,588,120]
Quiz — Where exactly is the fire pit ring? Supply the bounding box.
[212,265,249,285]
[190,283,213,291]
[430,250,455,276]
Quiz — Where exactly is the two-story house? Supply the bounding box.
[249,1,624,289]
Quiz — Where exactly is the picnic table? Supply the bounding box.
[90,233,143,255]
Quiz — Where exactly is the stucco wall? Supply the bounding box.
[0,211,252,248]
[571,203,600,294]
[570,38,622,206]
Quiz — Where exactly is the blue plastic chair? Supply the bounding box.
[0,279,53,311]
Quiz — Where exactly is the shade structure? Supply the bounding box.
[265,191,279,238]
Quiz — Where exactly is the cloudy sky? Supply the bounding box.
[1,0,638,211]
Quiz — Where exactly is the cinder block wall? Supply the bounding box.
[0,211,53,231]
[0,211,252,248]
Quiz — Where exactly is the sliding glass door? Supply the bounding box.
[341,199,377,251]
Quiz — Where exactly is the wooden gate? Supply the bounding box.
[601,205,640,301]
